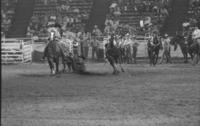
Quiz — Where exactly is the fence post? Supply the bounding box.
[20,40,24,63]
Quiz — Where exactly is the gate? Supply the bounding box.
[1,38,33,64]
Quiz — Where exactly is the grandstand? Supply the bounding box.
[30,0,93,37]
[1,0,200,38]
[1,0,17,36]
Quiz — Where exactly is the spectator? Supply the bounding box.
[92,25,102,60]
[160,34,171,64]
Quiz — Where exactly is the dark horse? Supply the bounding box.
[170,33,194,63]
[105,35,125,74]
[147,36,162,66]
[44,32,66,74]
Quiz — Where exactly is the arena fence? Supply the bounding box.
[32,35,182,62]
[1,38,33,64]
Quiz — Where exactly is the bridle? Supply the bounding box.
[50,31,56,41]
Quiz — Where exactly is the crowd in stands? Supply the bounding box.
[25,0,174,61]
[1,0,18,37]
[104,0,172,37]
[189,0,200,19]
[27,0,92,38]
[182,0,200,34]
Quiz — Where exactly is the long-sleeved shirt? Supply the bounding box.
[192,29,200,39]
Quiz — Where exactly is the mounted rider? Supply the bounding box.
[107,34,115,49]
[42,22,62,60]
[147,31,161,53]
[192,26,200,44]
[104,34,117,59]
[191,25,200,59]
[149,31,160,46]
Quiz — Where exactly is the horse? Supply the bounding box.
[190,41,200,65]
[119,46,126,63]
[105,43,125,74]
[170,34,194,63]
[147,37,162,66]
[44,31,66,74]
[189,36,200,65]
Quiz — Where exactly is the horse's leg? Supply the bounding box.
[62,58,66,73]
[108,58,117,74]
[192,48,200,65]
[66,63,70,72]
[182,51,187,63]
[71,59,76,72]
[48,59,53,74]
[150,51,154,66]
[63,63,66,73]
[119,62,125,72]
[66,61,72,72]
[66,57,73,72]
[154,54,158,65]
[155,49,160,65]
[128,48,132,64]
[114,63,120,74]
[169,49,172,64]
[189,50,194,60]
[185,52,188,63]
[130,54,133,64]
[153,54,157,66]
[192,54,198,65]
[55,58,59,73]
[148,50,151,65]
[116,57,124,72]
[181,47,187,63]
[111,62,117,74]
[48,58,55,74]
[151,50,156,66]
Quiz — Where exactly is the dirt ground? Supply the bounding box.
[1,61,200,126]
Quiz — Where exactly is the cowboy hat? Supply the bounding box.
[164,33,168,37]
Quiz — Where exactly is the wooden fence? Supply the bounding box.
[1,38,33,64]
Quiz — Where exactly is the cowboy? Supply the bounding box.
[92,25,102,60]
[131,35,138,63]
[123,33,133,63]
[159,34,171,64]
[108,34,115,48]
[41,24,62,60]
[192,26,200,44]
[147,32,159,53]
[124,33,132,46]
[148,31,160,46]
[191,26,200,63]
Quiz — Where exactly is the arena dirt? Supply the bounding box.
[1,63,200,126]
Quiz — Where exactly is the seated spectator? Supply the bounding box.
[113,7,121,17]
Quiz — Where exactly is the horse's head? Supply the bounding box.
[49,30,56,41]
